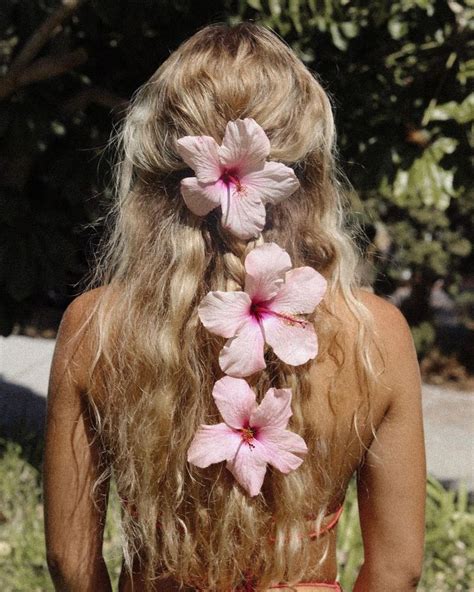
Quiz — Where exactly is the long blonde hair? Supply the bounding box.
[87,22,373,591]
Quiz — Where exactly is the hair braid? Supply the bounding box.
[222,234,265,291]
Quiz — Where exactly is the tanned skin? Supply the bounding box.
[43,288,426,592]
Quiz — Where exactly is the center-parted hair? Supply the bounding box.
[86,22,374,590]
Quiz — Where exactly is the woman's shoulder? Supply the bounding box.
[354,288,414,353]
[52,287,110,390]
[354,289,421,401]
[60,286,108,325]
[327,288,418,400]
[59,285,121,338]
[331,288,413,356]
[355,288,406,321]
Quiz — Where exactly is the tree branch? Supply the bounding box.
[62,87,129,115]
[9,0,85,76]
[0,0,86,101]
[18,48,88,86]
[0,48,88,100]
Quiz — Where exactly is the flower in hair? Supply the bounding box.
[198,243,327,377]
[187,376,307,497]
[176,118,300,240]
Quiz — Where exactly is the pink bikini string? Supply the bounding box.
[268,505,344,544]
[269,584,342,590]
[122,500,344,592]
[307,505,344,539]
[245,507,344,592]
[238,581,342,591]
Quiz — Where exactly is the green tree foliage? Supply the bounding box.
[233,0,473,290]
[0,0,472,333]
[0,0,226,334]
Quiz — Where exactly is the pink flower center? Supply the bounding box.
[220,167,242,191]
[250,301,308,328]
[240,426,256,449]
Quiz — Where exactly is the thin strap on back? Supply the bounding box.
[308,504,343,539]
[267,504,343,544]
[123,498,344,539]
[268,583,342,590]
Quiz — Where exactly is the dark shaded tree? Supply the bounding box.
[0,0,472,335]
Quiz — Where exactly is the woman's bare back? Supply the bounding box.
[117,289,424,591]
[42,286,424,591]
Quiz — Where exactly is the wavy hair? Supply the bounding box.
[86,22,374,591]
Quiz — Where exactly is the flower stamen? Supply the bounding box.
[240,426,256,449]
[272,310,308,327]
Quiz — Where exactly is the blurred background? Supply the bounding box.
[0,1,472,591]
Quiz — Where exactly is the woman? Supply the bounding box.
[43,23,426,592]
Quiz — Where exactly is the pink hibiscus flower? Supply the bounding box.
[176,118,300,240]
[198,243,327,377]
[187,376,308,496]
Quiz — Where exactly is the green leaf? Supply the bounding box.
[391,137,459,211]
[268,0,281,18]
[457,59,474,85]
[329,23,348,51]
[246,0,262,9]
[340,21,358,38]
[449,238,472,257]
[429,137,458,159]
[308,0,318,16]
[388,18,408,40]
[289,0,303,33]
[423,94,474,125]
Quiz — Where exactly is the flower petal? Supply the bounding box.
[243,161,300,205]
[180,177,224,216]
[258,426,308,474]
[220,183,266,240]
[198,291,251,338]
[212,376,257,430]
[269,267,327,315]
[250,388,292,430]
[219,319,266,378]
[176,135,221,183]
[218,118,270,176]
[244,243,292,302]
[187,423,241,468]
[262,315,318,366]
[226,438,269,497]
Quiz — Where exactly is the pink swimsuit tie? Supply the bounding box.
[268,584,342,591]
[121,500,344,592]
[239,506,344,592]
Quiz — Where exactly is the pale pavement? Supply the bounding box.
[1,335,473,490]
